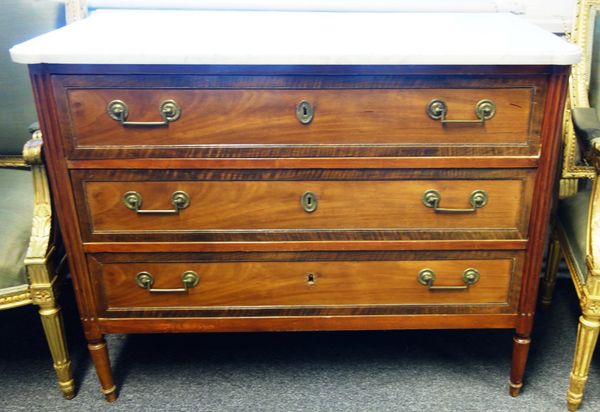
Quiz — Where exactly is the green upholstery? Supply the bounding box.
[558,189,592,284]
[0,168,33,290]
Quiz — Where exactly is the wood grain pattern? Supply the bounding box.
[27,63,567,399]
[98,259,514,309]
[83,179,527,231]
[82,240,529,253]
[97,313,518,333]
[508,66,570,395]
[86,250,523,318]
[66,157,540,170]
[72,168,535,242]
[67,88,532,145]
[51,73,547,159]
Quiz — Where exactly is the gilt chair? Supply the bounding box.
[0,0,79,399]
[0,127,75,399]
[541,0,600,410]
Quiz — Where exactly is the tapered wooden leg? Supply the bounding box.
[541,235,561,306]
[509,335,531,396]
[88,337,117,402]
[38,304,75,399]
[567,314,600,411]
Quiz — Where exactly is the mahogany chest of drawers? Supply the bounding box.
[11,10,579,401]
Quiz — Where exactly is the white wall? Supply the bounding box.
[87,0,578,32]
[518,0,576,32]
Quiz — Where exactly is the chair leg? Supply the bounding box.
[541,234,561,306]
[38,304,75,399]
[567,313,600,411]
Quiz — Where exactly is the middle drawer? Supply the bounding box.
[72,169,534,242]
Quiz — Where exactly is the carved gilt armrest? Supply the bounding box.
[585,141,600,306]
[22,130,64,301]
[19,129,73,398]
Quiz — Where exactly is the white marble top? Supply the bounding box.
[10,9,580,65]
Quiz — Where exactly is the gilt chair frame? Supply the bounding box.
[542,1,600,410]
[0,131,74,398]
[559,0,598,198]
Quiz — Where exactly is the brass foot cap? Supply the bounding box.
[101,385,117,402]
[59,380,75,400]
[509,381,523,397]
[104,392,118,403]
[567,401,581,411]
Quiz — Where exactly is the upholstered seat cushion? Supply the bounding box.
[0,168,33,290]
[558,189,591,284]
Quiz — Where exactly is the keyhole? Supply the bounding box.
[296,100,314,124]
[301,191,318,213]
[307,272,316,286]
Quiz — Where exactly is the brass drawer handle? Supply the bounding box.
[426,99,496,124]
[422,189,488,213]
[135,271,199,293]
[107,99,181,127]
[122,190,190,215]
[417,268,480,291]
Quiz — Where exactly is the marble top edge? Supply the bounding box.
[10,10,581,65]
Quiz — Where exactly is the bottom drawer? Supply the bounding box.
[88,252,521,314]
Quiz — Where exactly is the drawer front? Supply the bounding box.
[89,252,519,313]
[73,169,534,241]
[54,75,545,158]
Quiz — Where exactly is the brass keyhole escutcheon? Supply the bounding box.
[296,100,314,125]
[306,272,316,286]
[301,191,318,213]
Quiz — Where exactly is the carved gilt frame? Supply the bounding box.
[0,131,61,309]
[561,0,599,194]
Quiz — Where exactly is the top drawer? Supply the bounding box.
[52,74,546,159]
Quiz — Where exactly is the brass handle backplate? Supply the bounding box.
[417,268,480,291]
[426,99,496,124]
[296,100,314,125]
[422,189,488,213]
[135,270,200,293]
[123,190,190,214]
[301,191,318,213]
[107,99,181,127]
